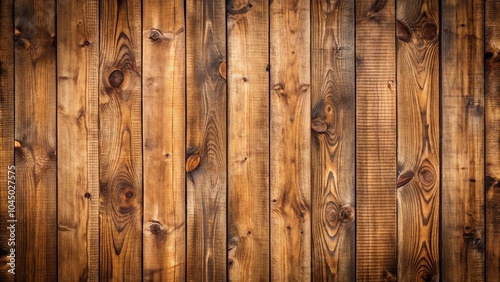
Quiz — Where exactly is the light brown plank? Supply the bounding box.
[57,0,99,280]
[396,0,440,280]
[142,0,185,280]
[99,0,142,280]
[485,0,500,280]
[227,0,269,280]
[186,0,226,280]
[270,0,310,280]
[441,0,485,280]
[311,0,355,280]
[355,0,397,280]
[14,0,57,280]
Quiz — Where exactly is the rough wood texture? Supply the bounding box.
[57,0,99,280]
[441,0,485,280]
[227,0,269,280]
[14,0,57,280]
[186,0,226,280]
[0,0,15,280]
[311,0,355,280]
[355,0,397,280]
[142,0,185,280]
[485,0,500,280]
[99,0,142,280]
[396,0,440,280]
[270,0,310,280]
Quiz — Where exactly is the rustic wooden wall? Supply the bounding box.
[0,0,499,281]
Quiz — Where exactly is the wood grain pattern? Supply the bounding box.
[14,0,57,280]
[142,0,185,280]
[355,0,397,280]
[99,0,142,280]
[270,0,310,280]
[0,0,14,280]
[311,0,355,280]
[57,0,99,280]
[227,0,269,280]
[396,0,440,280]
[186,0,226,280]
[441,0,485,280]
[485,0,500,280]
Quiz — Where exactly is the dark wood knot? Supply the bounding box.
[397,170,414,188]
[422,22,438,40]
[149,222,163,235]
[338,204,355,223]
[396,21,411,42]
[109,70,124,88]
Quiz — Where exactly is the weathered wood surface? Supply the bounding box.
[99,0,142,280]
[186,0,226,280]
[270,0,311,280]
[57,0,99,280]
[227,0,270,280]
[441,0,485,280]
[355,0,397,280]
[485,0,500,280]
[396,0,440,280]
[311,0,355,280]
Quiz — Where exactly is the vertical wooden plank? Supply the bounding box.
[13,0,57,280]
[99,0,142,280]
[396,0,440,280]
[0,0,15,280]
[485,0,500,280]
[270,0,310,280]
[57,0,99,280]
[142,0,185,280]
[311,0,355,280]
[441,0,485,280]
[186,0,226,280]
[355,0,397,280]
[227,0,269,280]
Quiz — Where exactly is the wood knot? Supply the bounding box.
[150,29,161,41]
[186,151,201,172]
[338,204,355,223]
[396,20,411,42]
[83,40,90,46]
[397,170,414,188]
[422,22,438,40]
[462,226,483,249]
[84,192,91,199]
[149,222,164,235]
[109,70,124,88]
[419,167,434,184]
[219,61,226,80]
[324,201,339,228]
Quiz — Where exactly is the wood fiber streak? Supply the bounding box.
[186,0,226,280]
[485,0,500,280]
[396,0,440,281]
[0,0,14,280]
[355,0,397,281]
[311,0,355,280]
[441,0,485,280]
[99,0,142,280]
[14,0,57,280]
[57,0,99,280]
[227,0,269,280]
[270,0,310,280]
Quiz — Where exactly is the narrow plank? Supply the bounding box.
[13,0,57,280]
[186,0,226,280]
[396,0,440,280]
[311,0,355,280]
[99,0,142,280]
[441,0,485,280]
[270,0,310,280]
[485,0,500,280]
[56,0,99,280]
[227,0,269,280]
[0,0,15,280]
[142,0,185,280]
[355,0,397,280]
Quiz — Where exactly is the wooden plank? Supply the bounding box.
[0,0,15,280]
[227,0,269,280]
[13,0,57,280]
[311,0,355,280]
[355,0,397,280]
[441,0,485,280]
[56,0,99,280]
[396,0,440,280]
[485,0,500,280]
[270,0,310,280]
[99,0,142,280]
[142,0,185,280]
[186,0,226,280]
